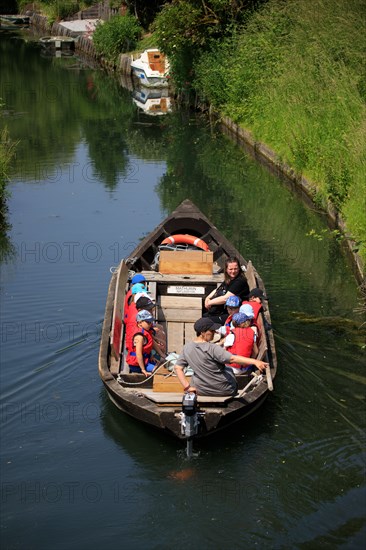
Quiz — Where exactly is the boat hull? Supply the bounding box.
[98,199,277,441]
[131,66,169,88]
[102,379,270,440]
[130,49,170,88]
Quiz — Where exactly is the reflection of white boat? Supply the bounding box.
[40,48,75,59]
[132,87,172,115]
[130,49,169,88]
[39,36,75,51]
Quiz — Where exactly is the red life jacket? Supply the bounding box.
[241,300,262,320]
[223,314,234,336]
[124,300,138,350]
[126,328,153,367]
[125,319,137,351]
[227,327,254,368]
[123,289,135,322]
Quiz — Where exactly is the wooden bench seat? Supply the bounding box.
[140,389,233,405]
[158,295,202,354]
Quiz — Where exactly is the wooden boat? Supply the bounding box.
[0,15,30,28]
[99,199,277,452]
[130,49,170,88]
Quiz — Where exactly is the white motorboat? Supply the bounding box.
[131,49,169,88]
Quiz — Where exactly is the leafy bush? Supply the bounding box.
[153,0,260,93]
[93,14,142,61]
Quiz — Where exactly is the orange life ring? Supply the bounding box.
[161,234,209,252]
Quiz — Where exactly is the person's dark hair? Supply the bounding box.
[224,256,245,285]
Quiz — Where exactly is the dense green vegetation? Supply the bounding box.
[153,0,366,267]
[93,13,142,60]
[18,0,87,22]
[153,0,261,90]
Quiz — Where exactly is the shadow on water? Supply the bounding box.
[100,388,179,456]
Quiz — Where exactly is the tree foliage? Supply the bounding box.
[122,1,167,29]
[93,14,142,60]
[153,0,264,92]
[154,0,264,51]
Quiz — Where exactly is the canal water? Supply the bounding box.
[1,31,365,550]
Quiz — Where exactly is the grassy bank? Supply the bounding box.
[191,0,366,266]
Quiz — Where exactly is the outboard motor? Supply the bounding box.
[180,393,200,457]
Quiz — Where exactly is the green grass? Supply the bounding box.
[19,1,97,24]
[193,0,366,266]
[136,33,159,52]
[92,14,142,60]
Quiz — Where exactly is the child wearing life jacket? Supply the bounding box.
[126,310,161,376]
[241,287,267,334]
[123,274,147,322]
[225,312,258,375]
[217,295,240,344]
[239,303,260,345]
[131,281,151,304]
[125,296,155,350]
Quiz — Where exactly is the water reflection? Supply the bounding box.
[40,48,75,59]
[132,87,173,116]
[0,216,15,263]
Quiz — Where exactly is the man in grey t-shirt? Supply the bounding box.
[175,318,269,396]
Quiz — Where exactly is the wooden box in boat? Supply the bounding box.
[159,250,213,274]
